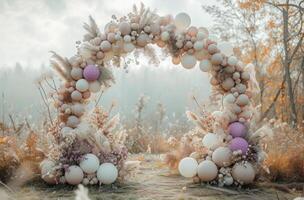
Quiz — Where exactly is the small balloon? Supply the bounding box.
[199,59,212,72]
[76,79,89,92]
[181,54,196,69]
[89,81,101,93]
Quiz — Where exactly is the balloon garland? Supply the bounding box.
[41,4,258,187]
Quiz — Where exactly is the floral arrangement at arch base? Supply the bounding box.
[42,3,262,187]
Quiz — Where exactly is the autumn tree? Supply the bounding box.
[203,0,304,127]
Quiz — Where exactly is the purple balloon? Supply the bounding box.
[229,137,249,155]
[228,122,247,138]
[83,65,100,81]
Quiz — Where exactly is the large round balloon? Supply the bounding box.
[79,153,100,174]
[65,165,84,185]
[97,163,118,184]
[202,133,221,150]
[178,157,198,178]
[197,160,218,182]
[40,159,57,184]
[212,147,232,167]
[174,12,191,30]
[232,162,255,184]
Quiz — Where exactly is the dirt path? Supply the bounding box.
[10,154,301,200]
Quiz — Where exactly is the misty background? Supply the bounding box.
[0,0,215,129]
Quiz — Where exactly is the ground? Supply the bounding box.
[6,154,302,200]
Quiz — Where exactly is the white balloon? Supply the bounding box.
[123,35,131,43]
[232,162,255,184]
[181,54,196,69]
[97,163,118,184]
[79,153,100,174]
[236,94,250,106]
[119,22,131,36]
[41,159,57,184]
[60,126,73,138]
[66,115,80,128]
[223,94,236,104]
[161,31,170,41]
[228,56,238,66]
[89,81,101,93]
[100,40,112,52]
[197,160,218,182]
[202,133,221,150]
[178,157,198,178]
[65,165,84,185]
[71,90,82,101]
[197,27,209,39]
[218,42,234,57]
[71,67,83,80]
[124,42,135,52]
[199,59,212,72]
[76,79,89,92]
[137,33,149,47]
[212,147,232,167]
[194,41,204,51]
[224,176,234,186]
[221,78,235,91]
[174,12,191,29]
[211,53,223,65]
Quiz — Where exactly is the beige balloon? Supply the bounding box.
[212,147,232,167]
[197,160,218,182]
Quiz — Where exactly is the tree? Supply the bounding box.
[203,0,304,127]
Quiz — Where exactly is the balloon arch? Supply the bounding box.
[41,4,260,187]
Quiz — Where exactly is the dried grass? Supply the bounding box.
[261,119,304,182]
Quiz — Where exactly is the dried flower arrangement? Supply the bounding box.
[38,3,262,188]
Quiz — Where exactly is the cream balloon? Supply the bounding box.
[71,67,83,80]
[66,115,80,128]
[124,43,135,52]
[232,162,255,184]
[178,157,198,178]
[71,90,82,101]
[212,147,232,167]
[65,165,84,185]
[97,163,118,184]
[202,133,221,150]
[89,81,101,93]
[199,59,212,72]
[76,79,89,92]
[161,31,170,41]
[41,159,57,184]
[218,42,234,57]
[174,13,191,30]
[79,153,100,174]
[197,160,218,182]
[181,54,196,69]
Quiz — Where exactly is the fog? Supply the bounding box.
[0,61,211,126]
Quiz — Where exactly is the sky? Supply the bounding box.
[0,0,216,125]
[0,0,215,69]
